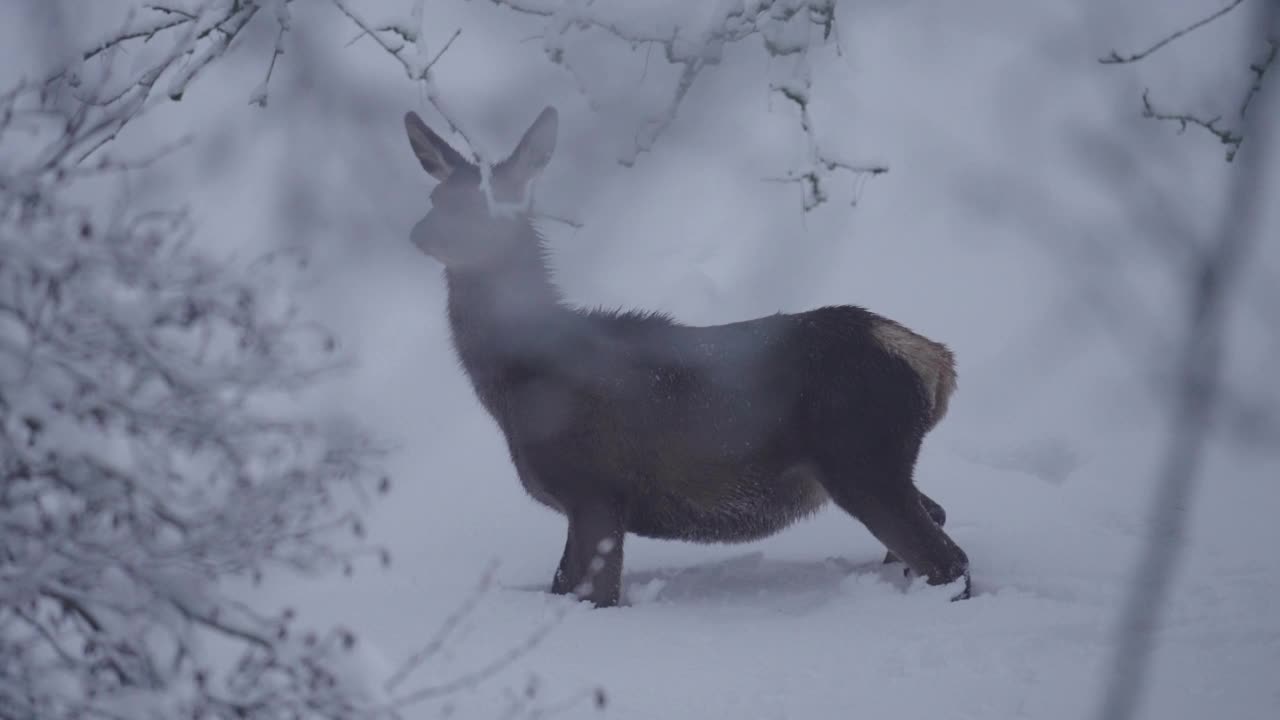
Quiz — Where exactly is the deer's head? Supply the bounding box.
[403,107,558,269]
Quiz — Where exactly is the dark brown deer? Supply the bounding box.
[404,106,970,607]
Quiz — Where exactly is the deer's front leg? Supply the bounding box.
[551,497,625,607]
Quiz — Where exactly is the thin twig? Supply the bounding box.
[329,0,416,78]
[249,20,289,107]
[1240,37,1279,116]
[1100,0,1249,64]
[383,559,499,693]
[387,606,569,712]
[422,28,462,77]
[328,0,478,162]
[1140,89,1244,161]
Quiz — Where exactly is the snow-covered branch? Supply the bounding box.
[0,4,390,718]
[331,0,481,164]
[1,66,390,716]
[476,0,880,209]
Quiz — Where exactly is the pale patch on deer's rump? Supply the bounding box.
[869,320,958,427]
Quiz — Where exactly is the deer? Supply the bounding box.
[403,105,971,608]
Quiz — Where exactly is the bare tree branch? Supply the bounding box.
[1239,36,1280,115]
[1104,0,1276,162]
[1139,88,1244,160]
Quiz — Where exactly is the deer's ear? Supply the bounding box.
[404,111,471,182]
[494,106,558,194]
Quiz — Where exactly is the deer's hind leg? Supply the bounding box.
[820,457,970,600]
[883,490,947,566]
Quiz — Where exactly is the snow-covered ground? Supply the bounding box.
[314,411,1280,719]
[6,0,1279,717]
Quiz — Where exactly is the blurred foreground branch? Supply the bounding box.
[1095,1,1280,719]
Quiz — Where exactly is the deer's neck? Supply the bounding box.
[443,226,570,386]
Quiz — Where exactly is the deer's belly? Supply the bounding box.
[627,463,830,543]
[505,440,829,542]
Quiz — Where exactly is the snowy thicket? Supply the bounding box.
[0,200,383,717]
[0,3,390,718]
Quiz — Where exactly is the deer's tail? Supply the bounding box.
[870,319,957,432]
